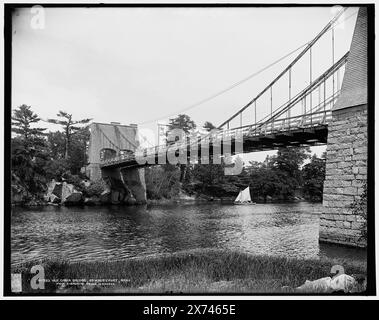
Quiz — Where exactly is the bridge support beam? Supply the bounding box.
[320,105,367,247]
[319,7,368,247]
[86,163,102,181]
[120,167,147,204]
[85,121,147,204]
[101,167,147,205]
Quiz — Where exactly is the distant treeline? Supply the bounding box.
[146,114,326,202]
[145,149,326,202]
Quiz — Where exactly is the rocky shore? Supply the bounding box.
[11,177,307,207]
[11,178,140,207]
[11,178,233,207]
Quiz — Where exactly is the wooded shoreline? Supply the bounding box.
[11,107,327,208]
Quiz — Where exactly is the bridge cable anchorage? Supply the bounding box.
[217,7,346,130]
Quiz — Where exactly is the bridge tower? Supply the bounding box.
[85,122,147,204]
[320,7,368,247]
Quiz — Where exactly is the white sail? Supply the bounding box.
[235,187,251,203]
[235,191,242,202]
[241,187,251,202]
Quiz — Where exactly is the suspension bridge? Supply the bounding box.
[84,7,368,247]
[93,8,347,170]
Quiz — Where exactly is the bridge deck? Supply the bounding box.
[100,111,329,169]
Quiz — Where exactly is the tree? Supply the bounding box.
[44,127,90,177]
[11,138,47,193]
[42,158,71,181]
[12,104,46,143]
[246,147,311,201]
[46,131,66,160]
[167,114,196,181]
[67,127,90,174]
[168,114,196,134]
[192,163,224,190]
[270,147,310,179]
[203,121,217,132]
[145,165,181,199]
[11,105,48,194]
[47,111,91,159]
[302,154,326,201]
[248,163,272,201]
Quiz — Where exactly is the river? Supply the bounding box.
[11,202,366,266]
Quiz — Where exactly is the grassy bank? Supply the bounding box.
[12,249,366,294]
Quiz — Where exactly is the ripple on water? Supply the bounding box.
[11,203,366,265]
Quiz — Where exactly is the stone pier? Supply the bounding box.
[120,168,147,204]
[85,122,147,204]
[101,167,147,204]
[319,7,368,247]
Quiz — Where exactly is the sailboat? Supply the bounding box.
[234,186,256,205]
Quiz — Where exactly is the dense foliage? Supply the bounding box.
[47,111,91,159]
[302,154,326,201]
[11,105,91,201]
[146,114,326,202]
[11,105,48,194]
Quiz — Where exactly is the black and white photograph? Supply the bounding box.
[3,2,375,298]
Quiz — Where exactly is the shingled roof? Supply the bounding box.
[334,7,367,110]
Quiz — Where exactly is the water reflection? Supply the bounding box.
[11,202,366,265]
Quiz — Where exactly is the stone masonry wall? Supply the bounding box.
[319,104,367,247]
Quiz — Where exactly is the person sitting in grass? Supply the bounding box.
[282,273,367,293]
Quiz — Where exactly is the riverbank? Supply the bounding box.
[11,197,229,207]
[12,195,312,207]
[12,249,366,294]
[146,197,234,205]
[12,172,311,207]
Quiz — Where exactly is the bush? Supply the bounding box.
[62,173,86,193]
[86,180,106,197]
[43,159,71,181]
[145,166,181,200]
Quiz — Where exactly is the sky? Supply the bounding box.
[11,6,358,163]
